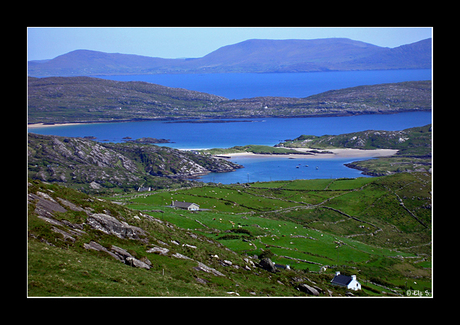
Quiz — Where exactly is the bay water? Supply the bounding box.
[95,69,431,99]
[29,112,431,184]
[29,69,432,183]
[30,112,431,149]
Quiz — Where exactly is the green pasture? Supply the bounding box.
[108,173,431,294]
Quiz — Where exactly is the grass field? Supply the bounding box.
[108,172,432,295]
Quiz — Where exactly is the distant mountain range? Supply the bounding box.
[28,38,432,76]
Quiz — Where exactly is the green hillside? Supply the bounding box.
[28,171,431,296]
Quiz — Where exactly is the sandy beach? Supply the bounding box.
[27,122,93,129]
[221,148,398,159]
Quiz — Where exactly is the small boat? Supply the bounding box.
[296,166,300,168]
[305,165,309,167]
[316,166,319,170]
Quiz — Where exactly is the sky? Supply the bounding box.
[27,27,432,61]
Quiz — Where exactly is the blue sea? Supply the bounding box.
[29,69,432,183]
[30,112,432,149]
[199,156,374,184]
[95,69,431,99]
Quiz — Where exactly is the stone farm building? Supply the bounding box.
[171,200,200,211]
[331,272,361,291]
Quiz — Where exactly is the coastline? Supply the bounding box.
[28,122,93,129]
[218,148,398,159]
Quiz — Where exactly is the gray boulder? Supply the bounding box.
[258,258,277,273]
[110,245,133,259]
[83,241,151,270]
[110,245,151,270]
[84,241,122,261]
[126,257,151,270]
[298,283,319,296]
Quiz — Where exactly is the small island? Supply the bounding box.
[124,137,172,144]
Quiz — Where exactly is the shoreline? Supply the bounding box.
[216,148,398,159]
[27,110,431,129]
[28,122,93,129]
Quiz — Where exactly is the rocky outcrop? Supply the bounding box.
[86,213,146,240]
[28,133,242,189]
[83,241,151,270]
[146,246,170,255]
[195,262,225,277]
[29,192,67,218]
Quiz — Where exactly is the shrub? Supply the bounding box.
[258,249,274,259]
[231,228,252,236]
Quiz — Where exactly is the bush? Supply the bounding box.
[230,228,252,236]
[258,249,274,259]
[217,234,241,240]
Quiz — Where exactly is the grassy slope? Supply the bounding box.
[28,171,431,296]
[112,172,432,295]
[28,179,312,297]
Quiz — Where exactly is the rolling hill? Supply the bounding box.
[28,77,431,124]
[28,38,432,76]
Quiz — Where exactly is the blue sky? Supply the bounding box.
[27,27,432,61]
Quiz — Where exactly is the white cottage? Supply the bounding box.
[331,272,361,291]
[171,200,200,211]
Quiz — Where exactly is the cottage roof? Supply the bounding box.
[331,274,353,286]
[172,201,199,208]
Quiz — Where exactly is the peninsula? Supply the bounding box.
[28,78,431,125]
[278,124,432,176]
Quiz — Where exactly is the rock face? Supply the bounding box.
[29,192,67,218]
[86,213,146,240]
[297,283,320,296]
[195,262,225,277]
[258,258,277,273]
